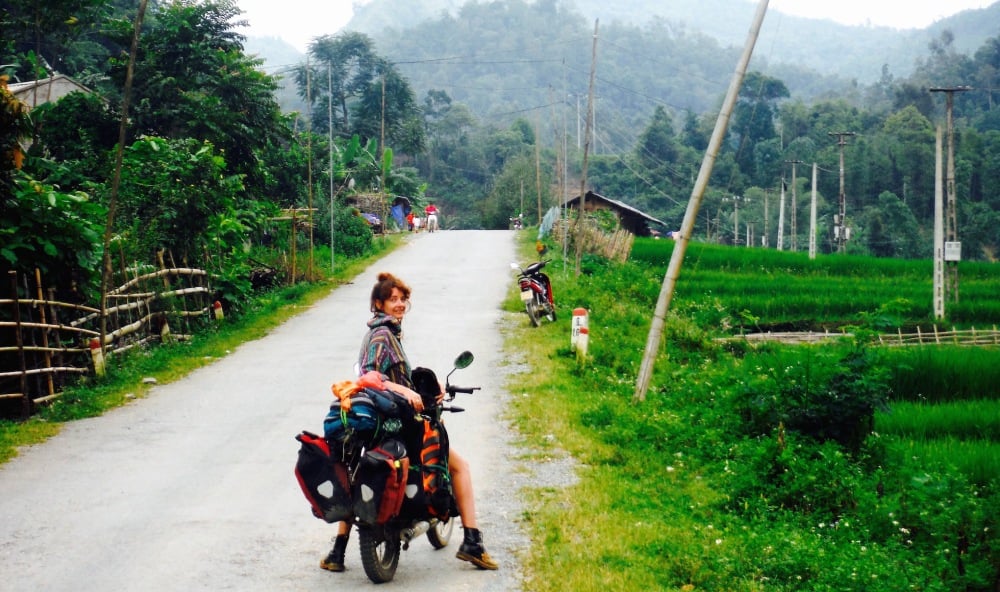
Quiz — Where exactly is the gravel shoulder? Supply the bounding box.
[0,230,572,592]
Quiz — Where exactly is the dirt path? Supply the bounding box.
[0,230,529,591]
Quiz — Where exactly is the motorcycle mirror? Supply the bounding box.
[453,351,474,369]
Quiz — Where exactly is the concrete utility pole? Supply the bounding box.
[785,159,803,251]
[930,86,971,303]
[828,131,856,253]
[809,163,818,259]
[762,189,769,247]
[776,179,786,250]
[934,126,945,319]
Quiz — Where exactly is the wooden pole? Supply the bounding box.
[634,0,769,402]
[9,271,30,418]
[573,19,599,277]
[99,0,147,357]
[33,269,53,398]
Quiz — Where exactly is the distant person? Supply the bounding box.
[424,202,439,232]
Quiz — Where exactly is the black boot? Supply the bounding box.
[320,534,349,572]
[456,527,498,570]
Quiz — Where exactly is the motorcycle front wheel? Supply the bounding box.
[525,298,541,327]
[426,517,453,549]
[358,526,401,583]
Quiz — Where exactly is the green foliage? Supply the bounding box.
[878,400,1000,440]
[508,233,999,591]
[113,136,243,264]
[107,0,287,193]
[334,207,375,258]
[0,171,105,296]
[880,346,1000,403]
[733,345,891,453]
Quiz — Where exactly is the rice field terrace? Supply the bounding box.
[630,239,1000,330]
[514,236,999,590]
[628,238,1000,482]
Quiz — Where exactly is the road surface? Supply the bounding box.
[0,230,529,591]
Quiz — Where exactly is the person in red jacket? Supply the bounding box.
[424,202,439,232]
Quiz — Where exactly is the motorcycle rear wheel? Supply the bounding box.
[358,526,401,583]
[525,299,540,327]
[426,517,453,549]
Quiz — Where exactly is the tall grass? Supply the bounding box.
[878,346,1000,403]
[877,400,1000,439]
[889,436,1000,486]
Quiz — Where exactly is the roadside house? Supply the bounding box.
[564,191,668,237]
[8,74,93,109]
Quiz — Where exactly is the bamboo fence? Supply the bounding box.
[732,327,1000,346]
[0,265,214,419]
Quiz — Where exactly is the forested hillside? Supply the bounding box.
[348,0,1000,83]
[312,0,1000,259]
[4,0,1000,315]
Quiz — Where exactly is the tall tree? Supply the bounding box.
[106,0,287,194]
[732,72,790,186]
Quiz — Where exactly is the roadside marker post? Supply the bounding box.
[571,308,589,362]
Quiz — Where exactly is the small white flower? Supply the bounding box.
[715,539,722,545]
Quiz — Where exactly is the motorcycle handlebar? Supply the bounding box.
[447,385,480,395]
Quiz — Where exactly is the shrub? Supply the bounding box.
[734,345,890,454]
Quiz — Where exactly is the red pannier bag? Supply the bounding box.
[294,431,352,523]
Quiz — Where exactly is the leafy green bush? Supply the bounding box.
[733,345,890,453]
[334,207,375,258]
[0,171,105,296]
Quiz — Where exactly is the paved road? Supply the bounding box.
[0,230,526,591]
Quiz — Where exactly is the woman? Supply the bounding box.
[321,272,498,572]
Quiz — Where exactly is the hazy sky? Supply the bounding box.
[235,0,996,52]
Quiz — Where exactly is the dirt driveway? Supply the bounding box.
[0,230,530,591]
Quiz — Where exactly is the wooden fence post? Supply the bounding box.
[34,269,54,398]
[8,271,31,418]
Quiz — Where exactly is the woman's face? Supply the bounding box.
[377,287,408,321]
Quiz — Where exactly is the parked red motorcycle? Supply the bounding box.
[511,259,556,327]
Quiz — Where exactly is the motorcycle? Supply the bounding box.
[511,259,556,327]
[329,352,479,583]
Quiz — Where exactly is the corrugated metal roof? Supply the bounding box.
[563,191,668,227]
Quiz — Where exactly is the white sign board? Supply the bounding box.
[945,241,962,262]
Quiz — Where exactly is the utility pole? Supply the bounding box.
[785,159,803,251]
[573,19,599,277]
[828,132,855,253]
[634,0,769,402]
[776,179,786,250]
[809,163,818,259]
[733,196,739,245]
[930,86,971,303]
[762,189,769,248]
[933,126,945,319]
